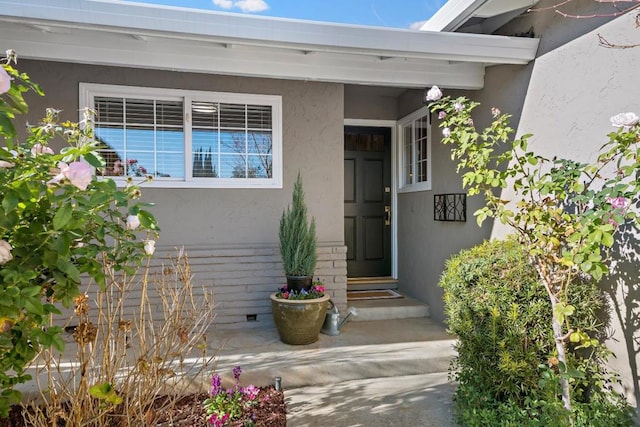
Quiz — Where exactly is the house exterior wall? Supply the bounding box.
[488,11,640,408]
[394,62,532,323]
[17,59,348,327]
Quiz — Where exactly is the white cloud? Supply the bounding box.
[212,0,234,9]
[236,0,269,12]
[409,20,428,31]
[212,0,269,13]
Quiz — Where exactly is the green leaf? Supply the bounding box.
[53,204,73,230]
[0,110,17,139]
[20,286,41,297]
[1,191,19,212]
[51,335,65,353]
[83,152,105,168]
[602,232,614,248]
[137,210,159,231]
[24,297,44,316]
[56,259,81,283]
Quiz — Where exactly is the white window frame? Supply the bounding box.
[397,106,431,193]
[79,83,283,189]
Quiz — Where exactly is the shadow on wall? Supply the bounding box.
[604,220,640,409]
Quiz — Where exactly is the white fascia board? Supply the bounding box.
[420,0,539,32]
[0,0,538,65]
[475,0,539,18]
[420,0,488,32]
[0,23,486,89]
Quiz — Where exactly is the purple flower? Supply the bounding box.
[211,374,222,395]
[232,366,242,381]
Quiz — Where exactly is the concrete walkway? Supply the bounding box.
[207,317,458,426]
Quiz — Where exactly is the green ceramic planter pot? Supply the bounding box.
[270,293,330,345]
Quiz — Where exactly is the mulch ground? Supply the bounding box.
[0,386,286,426]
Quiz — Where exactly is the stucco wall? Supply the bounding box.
[393,63,533,323]
[492,12,640,408]
[19,60,345,247]
[16,60,348,326]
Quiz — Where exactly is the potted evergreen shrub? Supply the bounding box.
[271,172,328,345]
[278,171,317,292]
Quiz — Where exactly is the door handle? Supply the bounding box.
[384,206,391,226]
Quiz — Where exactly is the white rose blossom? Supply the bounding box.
[0,160,14,168]
[126,214,141,230]
[0,240,13,265]
[610,112,639,130]
[144,240,156,256]
[425,85,443,102]
[442,127,451,138]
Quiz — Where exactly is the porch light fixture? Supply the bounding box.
[434,193,466,222]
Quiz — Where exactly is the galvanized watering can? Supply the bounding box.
[321,300,358,336]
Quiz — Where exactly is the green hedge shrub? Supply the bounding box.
[439,238,632,426]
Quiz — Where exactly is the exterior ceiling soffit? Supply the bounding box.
[0,24,487,89]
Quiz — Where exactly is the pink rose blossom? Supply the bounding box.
[607,196,628,210]
[0,66,11,95]
[31,143,55,156]
[454,102,464,112]
[438,111,447,120]
[0,160,14,168]
[0,240,12,265]
[65,162,92,190]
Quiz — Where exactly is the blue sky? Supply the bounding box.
[131,0,448,29]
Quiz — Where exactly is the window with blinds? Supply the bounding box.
[80,83,282,188]
[398,106,431,192]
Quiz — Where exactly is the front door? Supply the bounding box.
[344,126,392,278]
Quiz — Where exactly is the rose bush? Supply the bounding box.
[428,86,639,420]
[0,51,159,416]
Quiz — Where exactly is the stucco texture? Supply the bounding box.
[493,12,640,409]
[17,60,345,248]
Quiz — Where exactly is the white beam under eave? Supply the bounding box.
[0,28,487,89]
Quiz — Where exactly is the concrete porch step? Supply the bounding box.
[348,294,430,321]
[347,277,399,291]
[205,318,455,390]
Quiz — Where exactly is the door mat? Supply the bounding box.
[347,289,404,301]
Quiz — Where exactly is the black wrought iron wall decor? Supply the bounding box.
[434,193,466,222]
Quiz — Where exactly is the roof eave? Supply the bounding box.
[0,0,540,89]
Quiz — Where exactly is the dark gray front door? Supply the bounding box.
[344,126,392,278]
